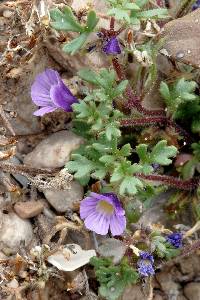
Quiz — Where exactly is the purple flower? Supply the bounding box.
[31,69,78,116]
[166,232,182,248]
[192,0,200,10]
[80,192,126,236]
[137,251,155,277]
[103,37,121,55]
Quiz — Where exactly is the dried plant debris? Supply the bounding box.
[47,244,96,271]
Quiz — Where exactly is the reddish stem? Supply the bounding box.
[121,116,167,127]
[112,58,125,80]
[110,17,115,34]
[112,58,165,116]
[136,173,199,190]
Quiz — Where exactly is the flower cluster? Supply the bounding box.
[192,0,200,10]
[80,192,126,236]
[166,232,183,248]
[137,251,155,277]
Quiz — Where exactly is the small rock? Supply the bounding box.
[7,278,19,289]
[24,131,83,168]
[43,181,84,212]
[156,271,181,299]
[14,201,44,219]
[184,282,200,300]
[179,255,200,279]
[3,10,13,18]
[121,285,144,300]
[0,212,33,253]
[98,238,127,264]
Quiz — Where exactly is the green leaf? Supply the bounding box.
[192,142,200,160]
[92,168,107,179]
[160,81,171,105]
[136,144,149,164]
[66,154,95,179]
[105,124,121,141]
[137,8,168,19]
[124,3,140,10]
[113,80,128,97]
[108,8,130,22]
[90,257,138,300]
[151,140,177,165]
[181,158,196,180]
[120,144,132,157]
[119,176,143,195]
[160,78,198,117]
[135,0,148,7]
[86,11,99,31]
[192,118,200,133]
[99,155,115,164]
[50,7,83,32]
[78,69,98,85]
[62,32,89,54]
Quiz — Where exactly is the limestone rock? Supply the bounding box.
[24,130,83,168]
[14,200,44,219]
[184,282,200,300]
[43,181,84,212]
[0,212,33,253]
[98,238,127,264]
[162,9,200,68]
[121,285,144,300]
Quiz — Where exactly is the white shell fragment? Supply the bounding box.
[47,244,96,271]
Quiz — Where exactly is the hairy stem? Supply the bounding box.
[112,58,165,116]
[136,173,199,190]
[121,116,167,126]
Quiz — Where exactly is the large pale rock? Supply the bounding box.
[24,130,83,168]
[43,181,84,212]
[162,9,200,68]
[0,212,33,252]
[184,282,200,300]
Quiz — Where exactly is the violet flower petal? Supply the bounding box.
[33,106,56,116]
[103,37,121,55]
[31,68,78,116]
[80,192,126,236]
[109,213,126,236]
[84,212,110,235]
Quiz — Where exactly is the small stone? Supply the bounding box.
[7,278,19,289]
[122,285,144,300]
[0,212,33,253]
[156,272,181,298]
[24,130,83,168]
[3,10,13,18]
[176,51,185,59]
[98,238,127,264]
[184,282,200,300]
[14,201,44,219]
[43,181,84,212]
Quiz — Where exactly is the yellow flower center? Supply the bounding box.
[97,200,114,215]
